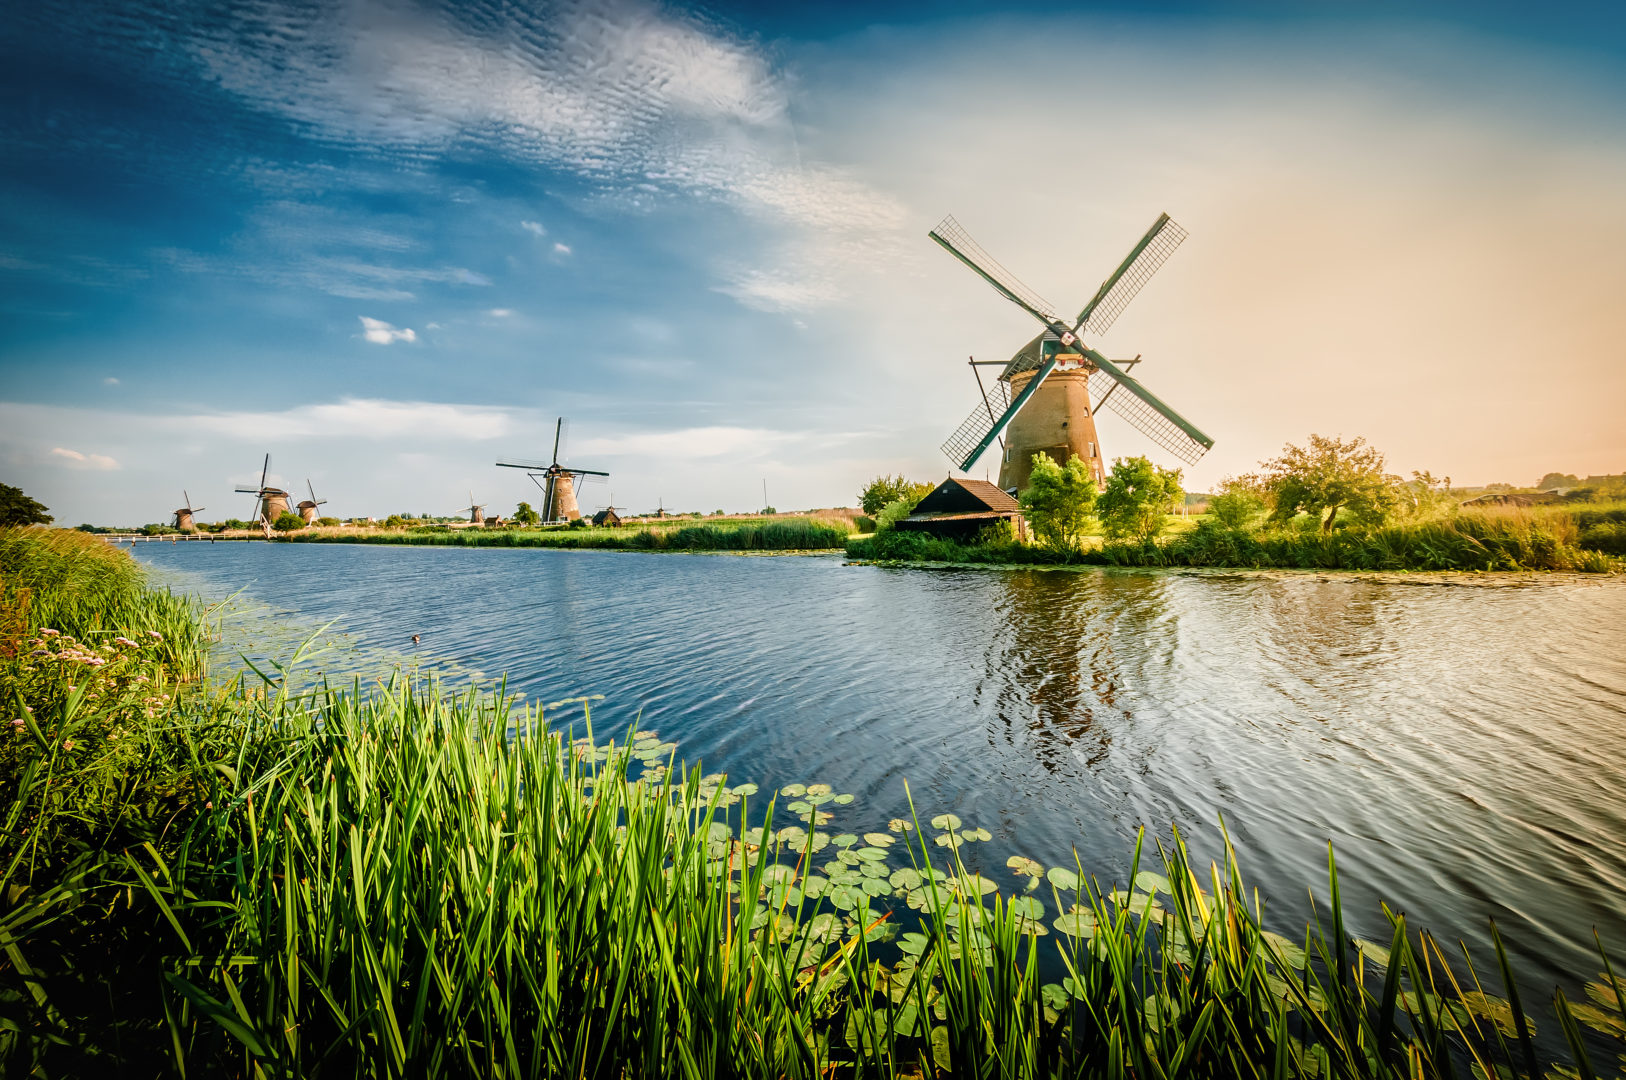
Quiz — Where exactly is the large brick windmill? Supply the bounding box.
[234,454,290,532]
[931,213,1214,491]
[496,417,609,523]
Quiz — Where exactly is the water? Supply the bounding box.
[130,541,1626,1004]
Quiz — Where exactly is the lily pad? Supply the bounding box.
[1046,867,1080,891]
[955,873,999,896]
[1261,930,1308,971]
[1008,896,1045,919]
[732,783,758,797]
[1007,855,1044,878]
[1135,871,1171,894]
[780,783,806,797]
[1353,938,1392,970]
[888,818,914,833]
[806,782,832,796]
[832,793,854,805]
[854,846,888,863]
[759,863,796,886]
[930,813,963,831]
[863,832,895,847]
[889,867,923,891]
[787,801,812,814]
[832,833,858,848]
[1054,911,1097,938]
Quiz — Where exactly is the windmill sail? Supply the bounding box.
[1073,215,1188,339]
[929,216,1061,325]
[940,377,1010,467]
[1084,351,1213,464]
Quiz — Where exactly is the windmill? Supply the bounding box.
[296,479,328,524]
[170,491,205,532]
[930,213,1213,492]
[234,454,291,531]
[495,417,609,522]
[454,492,487,525]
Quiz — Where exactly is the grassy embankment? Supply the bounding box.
[850,502,1626,573]
[282,514,855,552]
[4,527,1626,1076]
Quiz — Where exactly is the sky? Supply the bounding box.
[3,0,1624,525]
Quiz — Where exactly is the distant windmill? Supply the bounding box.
[234,454,291,531]
[454,492,487,525]
[171,491,205,532]
[930,212,1213,491]
[296,479,328,524]
[496,417,610,522]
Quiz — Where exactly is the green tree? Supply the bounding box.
[272,512,305,532]
[874,495,923,533]
[1097,456,1183,542]
[0,483,53,526]
[1537,472,1581,491]
[1019,453,1097,549]
[858,474,933,515]
[1206,474,1267,529]
[1262,434,1398,533]
[512,502,540,526]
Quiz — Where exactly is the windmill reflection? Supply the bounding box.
[982,570,1173,773]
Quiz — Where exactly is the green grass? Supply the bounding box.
[4,528,1625,1077]
[285,516,854,552]
[849,503,1625,573]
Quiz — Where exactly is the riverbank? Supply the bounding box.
[849,504,1626,574]
[281,514,853,552]
[4,527,1624,1077]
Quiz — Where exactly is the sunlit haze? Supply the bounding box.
[4,1,1624,524]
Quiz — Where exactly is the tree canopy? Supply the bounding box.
[512,502,540,526]
[858,474,933,516]
[1097,456,1183,542]
[1206,474,1267,529]
[0,483,53,527]
[1538,472,1581,491]
[1019,453,1097,549]
[1262,434,1397,533]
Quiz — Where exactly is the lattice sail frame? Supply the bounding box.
[1085,368,1210,465]
[940,378,1012,466]
[1076,216,1188,339]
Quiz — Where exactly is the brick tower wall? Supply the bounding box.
[995,369,1105,493]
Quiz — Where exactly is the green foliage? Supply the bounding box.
[271,512,305,533]
[1097,456,1183,542]
[1208,474,1268,529]
[567,516,589,529]
[1020,453,1097,549]
[315,516,341,527]
[383,514,406,528]
[853,515,876,533]
[760,506,776,515]
[5,532,1626,1076]
[0,483,53,526]
[139,523,178,536]
[873,496,919,533]
[512,501,541,526]
[1264,434,1398,533]
[1538,472,1581,490]
[858,474,933,515]
[220,518,252,532]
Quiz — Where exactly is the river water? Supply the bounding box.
[128,542,1626,1004]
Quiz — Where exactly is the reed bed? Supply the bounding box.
[849,504,1624,573]
[286,516,854,552]
[4,529,1625,1077]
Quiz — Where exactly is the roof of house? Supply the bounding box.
[912,477,1021,516]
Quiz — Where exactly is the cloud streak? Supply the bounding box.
[358,316,417,344]
[50,447,120,470]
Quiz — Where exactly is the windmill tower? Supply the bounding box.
[495,418,610,522]
[931,213,1213,492]
[296,479,328,524]
[234,454,291,532]
[455,492,487,525]
[171,491,205,532]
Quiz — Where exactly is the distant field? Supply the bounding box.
[280,515,856,552]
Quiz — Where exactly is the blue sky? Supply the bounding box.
[3,0,1624,524]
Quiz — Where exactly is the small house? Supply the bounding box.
[592,507,623,528]
[895,478,1026,542]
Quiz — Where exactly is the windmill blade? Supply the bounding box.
[1083,348,1213,465]
[942,357,1059,471]
[1072,214,1188,339]
[183,489,192,511]
[929,215,1061,325]
[307,479,318,504]
[259,454,270,492]
[496,458,555,471]
[568,468,610,478]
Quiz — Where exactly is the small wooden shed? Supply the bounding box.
[895,478,1026,542]
[592,507,623,528]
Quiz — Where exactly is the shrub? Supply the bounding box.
[1097,456,1183,542]
[853,515,876,533]
[858,474,933,515]
[272,512,306,532]
[1020,453,1096,548]
[315,516,341,527]
[874,497,919,533]
[1207,475,1267,529]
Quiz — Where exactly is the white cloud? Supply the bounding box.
[487,308,513,318]
[182,397,517,440]
[715,271,842,313]
[553,242,572,256]
[50,447,120,470]
[358,316,417,344]
[520,220,547,237]
[102,376,120,386]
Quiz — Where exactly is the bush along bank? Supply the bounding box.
[282,515,854,552]
[849,507,1624,573]
[4,530,1626,1077]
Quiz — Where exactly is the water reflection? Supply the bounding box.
[127,543,1626,1032]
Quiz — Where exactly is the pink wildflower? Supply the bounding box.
[41,628,59,637]
[146,630,162,640]
[62,740,75,751]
